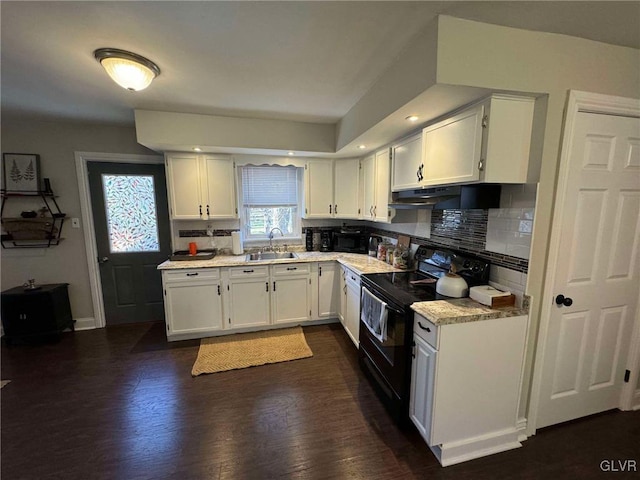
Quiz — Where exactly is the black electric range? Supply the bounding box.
[358,247,490,424]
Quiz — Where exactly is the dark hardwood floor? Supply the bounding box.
[2,322,638,479]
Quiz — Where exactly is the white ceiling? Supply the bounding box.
[2,1,639,129]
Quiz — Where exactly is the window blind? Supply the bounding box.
[241,166,298,206]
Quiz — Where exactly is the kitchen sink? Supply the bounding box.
[245,252,298,261]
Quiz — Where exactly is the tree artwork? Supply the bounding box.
[23,160,35,181]
[10,160,22,183]
[3,154,40,192]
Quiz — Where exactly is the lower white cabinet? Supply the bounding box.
[344,266,361,347]
[318,262,340,318]
[162,269,224,339]
[339,266,347,324]
[410,313,528,466]
[226,266,271,328]
[271,263,311,324]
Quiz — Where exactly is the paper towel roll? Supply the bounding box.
[231,231,243,255]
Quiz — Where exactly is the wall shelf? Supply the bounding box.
[1,190,66,248]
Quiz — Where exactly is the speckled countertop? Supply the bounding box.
[411,297,529,326]
[157,252,402,275]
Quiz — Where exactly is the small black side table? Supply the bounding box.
[1,283,74,344]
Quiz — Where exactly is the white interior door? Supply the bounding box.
[536,106,640,428]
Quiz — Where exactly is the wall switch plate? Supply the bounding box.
[71,218,80,228]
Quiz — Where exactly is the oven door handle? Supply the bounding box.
[385,305,405,316]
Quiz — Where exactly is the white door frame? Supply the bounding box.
[527,91,640,436]
[74,152,164,329]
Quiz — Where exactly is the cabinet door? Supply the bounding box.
[166,154,203,219]
[339,267,347,324]
[392,132,423,191]
[164,280,223,335]
[409,334,437,445]
[228,277,270,328]
[334,158,361,219]
[374,148,391,222]
[422,104,484,186]
[305,160,334,218]
[344,276,360,347]
[272,276,311,324]
[318,262,339,318]
[361,154,375,221]
[201,155,237,219]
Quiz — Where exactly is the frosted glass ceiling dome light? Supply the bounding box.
[94,48,160,91]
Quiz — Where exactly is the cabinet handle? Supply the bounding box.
[482,114,488,128]
[199,205,202,216]
[417,321,432,333]
[373,206,377,217]
[243,269,254,273]
[273,281,276,291]
[206,205,210,216]
[334,204,338,215]
[369,206,373,216]
[186,272,199,277]
[286,267,297,271]
[265,282,269,292]
[217,285,221,295]
[329,204,332,214]
[478,160,484,171]
[319,266,322,276]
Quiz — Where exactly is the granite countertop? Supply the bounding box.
[411,297,529,326]
[157,252,402,275]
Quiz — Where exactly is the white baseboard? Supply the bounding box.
[167,317,340,342]
[430,427,522,467]
[516,417,528,442]
[70,317,97,331]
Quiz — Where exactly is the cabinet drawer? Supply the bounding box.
[228,266,269,278]
[414,314,439,349]
[345,269,361,289]
[163,268,220,282]
[272,263,310,276]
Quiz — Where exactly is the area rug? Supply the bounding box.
[191,326,313,376]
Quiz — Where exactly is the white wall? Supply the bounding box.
[1,118,155,321]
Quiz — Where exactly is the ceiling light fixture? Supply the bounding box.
[287,151,295,156]
[406,115,419,122]
[94,48,160,91]
[358,145,366,149]
[193,147,202,152]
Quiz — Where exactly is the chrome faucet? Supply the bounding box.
[268,227,284,251]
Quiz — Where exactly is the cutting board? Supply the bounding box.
[397,234,410,249]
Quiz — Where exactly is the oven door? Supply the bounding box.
[358,287,408,397]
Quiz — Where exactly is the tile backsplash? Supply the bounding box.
[486,208,535,260]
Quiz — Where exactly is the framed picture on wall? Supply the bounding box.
[2,153,41,193]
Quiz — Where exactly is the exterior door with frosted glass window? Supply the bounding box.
[88,162,171,325]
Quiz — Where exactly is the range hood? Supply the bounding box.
[389,185,501,210]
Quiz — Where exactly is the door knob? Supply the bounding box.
[98,256,109,264]
[555,294,573,307]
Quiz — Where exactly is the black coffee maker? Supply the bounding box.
[320,230,333,252]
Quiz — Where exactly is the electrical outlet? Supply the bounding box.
[71,218,80,228]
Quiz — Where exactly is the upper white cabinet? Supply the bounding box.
[421,94,537,187]
[362,148,393,223]
[304,159,334,218]
[305,159,361,219]
[391,132,424,191]
[333,158,361,219]
[166,153,237,220]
